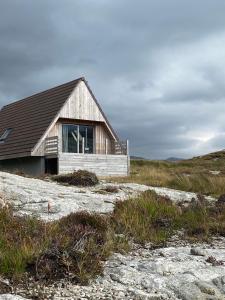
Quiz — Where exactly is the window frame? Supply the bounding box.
[62,124,94,154]
[0,128,12,143]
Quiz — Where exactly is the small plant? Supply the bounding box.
[53,170,99,187]
[206,256,224,266]
[96,185,120,194]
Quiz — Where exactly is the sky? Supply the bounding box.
[0,0,225,159]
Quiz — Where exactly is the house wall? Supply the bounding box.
[0,157,45,176]
[34,121,113,156]
[58,153,128,177]
[59,81,105,122]
[33,80,115,156]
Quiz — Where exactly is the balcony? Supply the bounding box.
[45,136,129,156]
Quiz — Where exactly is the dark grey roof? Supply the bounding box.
[0,78,81,159]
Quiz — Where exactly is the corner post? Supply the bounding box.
[126,139,130,176]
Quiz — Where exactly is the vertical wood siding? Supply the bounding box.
[58,153,128,177]
[33,81,115,156]
[59,81,105,121]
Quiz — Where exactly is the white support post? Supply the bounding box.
[126,139,130,176]
[126,140,129,156]
[105,138,108,155]
[82,137,85,154]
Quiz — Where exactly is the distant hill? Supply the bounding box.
[166,157,184,162]
[130,156,146,160]
[191,150,225,161]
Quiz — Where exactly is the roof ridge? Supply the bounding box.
[2,77,84,109]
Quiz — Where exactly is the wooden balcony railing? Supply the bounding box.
[94,140,129,155]
[45,136,58,155]
[45,136,129,156]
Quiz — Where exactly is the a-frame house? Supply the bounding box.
[0,77,129,176]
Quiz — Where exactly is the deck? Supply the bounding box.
[44,136,130,176]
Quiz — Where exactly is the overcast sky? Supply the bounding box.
[1,1,225,159]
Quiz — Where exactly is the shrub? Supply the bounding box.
[0,208,129,285]
[31,212,109,283]
[0,206,50,278]
[112,190,179,244]
[53,170,99,187]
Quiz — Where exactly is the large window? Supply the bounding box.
[62,124,94,153]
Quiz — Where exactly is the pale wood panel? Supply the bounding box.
[95,125,112,154]
[58,153,128,177]
[33,123,60,156]
[33,80,116,156]
[59,81,105,122]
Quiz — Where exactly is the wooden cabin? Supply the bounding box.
[0,77,129,177]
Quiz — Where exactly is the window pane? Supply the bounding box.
[62,125,78,153]
[79,125,94,154]
[0,128,12,142]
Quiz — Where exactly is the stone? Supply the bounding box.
[212,276,225,293]
[0,296,28,300]
[174,282,205,300]
[195,281,216,295]
[190,247,207,256]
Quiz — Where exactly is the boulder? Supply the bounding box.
[190,247,207,256]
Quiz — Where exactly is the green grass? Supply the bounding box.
[112,191,179,244]
[0,189,225,286]
[113,190,225,244]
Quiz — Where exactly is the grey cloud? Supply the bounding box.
[1,0,225,158]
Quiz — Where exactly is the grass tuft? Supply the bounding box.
[112,191,179,244]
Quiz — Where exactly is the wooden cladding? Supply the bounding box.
[45,136,58,156]
[58,153,128,177]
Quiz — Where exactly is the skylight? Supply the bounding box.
[0,128,12,143]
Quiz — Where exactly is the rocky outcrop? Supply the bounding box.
[0,171,215,221]
[12,237,225,300]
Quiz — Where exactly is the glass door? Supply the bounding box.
[62,124,93,153]
[62,124,79,153]
[79,125,94,153]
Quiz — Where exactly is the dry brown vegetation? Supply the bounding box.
[111,152,225,197]
[52,170,99,187]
